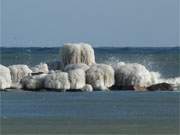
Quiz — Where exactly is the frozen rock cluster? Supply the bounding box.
[0,43,177,91]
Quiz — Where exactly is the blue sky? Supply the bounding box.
[1,0,179,47]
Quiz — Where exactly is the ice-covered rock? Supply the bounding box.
[86,64,115,90]
[21,74,47,90]
[112,62,126,71]
[8,65,32,85]
[61,43,95,67]
[31,63,49,74]
[44,71,70,90]
[68,69,85,89]
[81,84,93,92]
[114,63,152,88]
[0,65,12,89]
[64,63,89,72]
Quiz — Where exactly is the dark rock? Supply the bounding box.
[31,72,44,76]
[147,83,174,91]
[115,85,135,90]
[110,85,146,91]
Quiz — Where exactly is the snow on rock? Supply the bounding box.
[114,63,152,88]
[31,63,49,74]
[81,84,93,92]
[68,69,85,89]
[8,65,32,87]
[86,64,115,90]
[64,63,89,72]
[44,71,70,90]
[61,43,95,67]
[21,74,47,90]
[0,65,12,89]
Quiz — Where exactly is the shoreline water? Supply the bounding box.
[1,91,179,135]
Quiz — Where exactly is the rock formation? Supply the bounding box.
[114,63,152,88]
[61,43,95,67]
[21,74,47,90]
[44,71,70,91]
[8,65,32,88]
[0,65,12,89]
[68,69,86,89]
[147,83,174,91]
[31,63,49,74]
[86,64,115,90]
[64,63,89,72]
[81,84,93,92]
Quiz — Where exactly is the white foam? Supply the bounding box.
[150,71,180,90]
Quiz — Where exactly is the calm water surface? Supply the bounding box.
[1,91,179,135]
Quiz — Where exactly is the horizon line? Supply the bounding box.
[1,46,179,48]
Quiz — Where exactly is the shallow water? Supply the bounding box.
[1,91,179,135]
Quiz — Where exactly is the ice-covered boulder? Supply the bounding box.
[86,64,115,90]
[64,63,89,72]
[31,63,49,74]
[68,69,85,89]
[0,65,12,89]
[8,65,32,86]
[44,71,70,90]
[81,84,93,92]
[21,74,47,90]
[114,63,152,88]
[61,43,95,67]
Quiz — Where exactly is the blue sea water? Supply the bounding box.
[0,47,180,134]
[0,47,179,78]
[0,91,180,134]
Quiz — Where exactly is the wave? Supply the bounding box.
[150,71,180,90]
[104,58,180,90]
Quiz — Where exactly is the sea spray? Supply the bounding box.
[150,71,180,90]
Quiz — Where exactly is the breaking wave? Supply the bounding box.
[104,57,180,90]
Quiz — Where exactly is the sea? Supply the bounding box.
[0,47,180,135]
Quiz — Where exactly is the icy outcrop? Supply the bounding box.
[61,43,95,67]
[44,71,70,90]
[86,64,115,90]
[31,63,49,74]
[64,63,89,72]
[0,65,12,89]
[114,63,152,88]
[21,74,47,90]
[81,84,93,92]
[8,65,32,87]
[68,69,85,89]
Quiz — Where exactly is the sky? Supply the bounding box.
[1,0,179,47]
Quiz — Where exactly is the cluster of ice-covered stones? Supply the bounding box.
[0,43,175,91]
